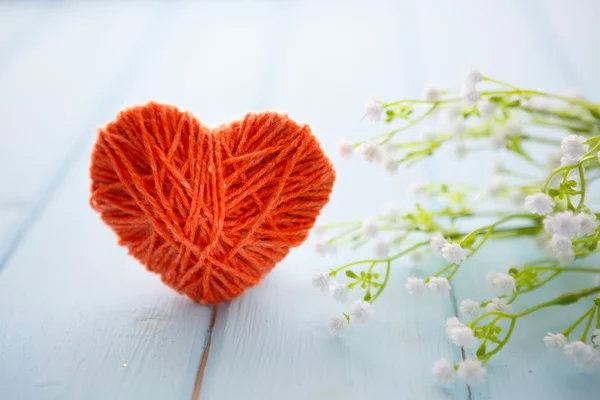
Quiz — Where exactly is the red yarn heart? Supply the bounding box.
[89,102,335,304]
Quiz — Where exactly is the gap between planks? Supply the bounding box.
[192,304,218,400]
[451,287,473,400]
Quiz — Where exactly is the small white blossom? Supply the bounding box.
[454,142,468,159]
[363,97,383,121]
[467,69,484,84]
[564,341,600,372]
[592,329,600,346]
[544,332,568,350]
[457,359,487,385]
[561,134,589,166]
[450,118,467,136]
[550,234,573,255]
[312,272,332,293]
[504,116,523,136]
[460,299,481,319]
[326,314,349,335]
[420,128,438,141]
[577,213,598,236]
[544,211,579,238]
[448,325,477,348]
[489,126,506,149]
[336,139,354,159]
[486,297,512,313]
[383,156,398,175]
[372,238,390,259]
[423,86,442,101]
[432,358,455,385]
[385,203,399,219]
[410,182,428,196]
[362,217,379,238]
[315,236,337,256]
[485,177,505,197]
[487,271,516,295]
[441,243,467,264]
[444,103,462,121]
[547,151,562,169]
[428,276,451,297]
[554,247,576,266]
[349,300,373,324]
[478,98,496,119]
[430,232,449,256]
[330,282,349,303]
[524,193,555,215]
[461,84,481,107]
[446,317,463,336]
[406,277,427,296]
[359,142,383,163]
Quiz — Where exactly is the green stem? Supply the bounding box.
[481,318,516,365]
[580,307,597,342]
[370,261,391,303]
[578,164,587,210]
[564,306,596,337]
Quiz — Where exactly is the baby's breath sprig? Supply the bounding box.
[315,70,600,381]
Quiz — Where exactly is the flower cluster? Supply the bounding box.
[316,71,600,383]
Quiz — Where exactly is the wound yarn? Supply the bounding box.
[89,102,335,304]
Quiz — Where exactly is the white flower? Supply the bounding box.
[489,126,507,149]
[544,211,579,238]
[336,139,354,159]
[315,236,337,256]
[420,128,438,141]
[349,300,373,324]
[524,193,555,215]
[504,116,523,136]
[362,217,379,238]
[577,213,598,236]
[423,86,441,101]
[561,134,589,166]
[430,232,449,256]
[410,182,428,196]
[450,118,467,136]
[544,333,568,350]
[444,103,462,121]
[487,271,516,295]
[372,238,390,259]
[432,358,455,385]
[454,142,468,159]
[564,341,600,372]
[383,156,398,175]
[359,142,383,163]
[406,277,427,296]
[461,83,481,106]
[479,98,496,119]
[441,243,467,264]
[457,359,487,385]
[486,297,512,313]
[428,276,451,297]
[330,283,349,303]
[485,177,505,197]
[326,314,349,335]
[448,325,477,348]
[460,299,481,319]
[385,203,399,219]
[592,329,600,346]
[312,272,332,293]
[467,69,484,84]
[363,97,383,121]
[446,317,463,336]
[547,151,562,169]
[554,247,575,266]
[550,234,573,254]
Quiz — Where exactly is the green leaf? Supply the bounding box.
[494,326,502,334]
[595,298,600,306]
[360,271,366,278]
[556,293,580,305]
[476,342,487,357]
[346,270,358,279]
[548,188,559,197]
[373,273,380,279]
[361,282,366,289]
[364,291,372,301]
[342,312,350,323]
[567,180,577,187]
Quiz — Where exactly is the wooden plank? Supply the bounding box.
[0,1,280,399]
[200,1,465,399]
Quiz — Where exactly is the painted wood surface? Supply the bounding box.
[0,1,598,399]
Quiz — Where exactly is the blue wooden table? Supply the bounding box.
[1,1,599,399]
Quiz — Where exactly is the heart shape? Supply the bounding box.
[89,102,335,304]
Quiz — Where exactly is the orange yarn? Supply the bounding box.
[89,102,335,304]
